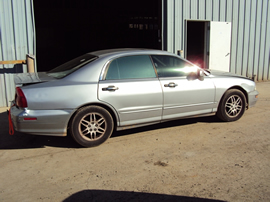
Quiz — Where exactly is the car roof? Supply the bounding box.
[88,48,173,58]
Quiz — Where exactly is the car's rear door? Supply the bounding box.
[98,55,163,126]
[151,55,215,120]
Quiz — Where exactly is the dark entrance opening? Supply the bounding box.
[34,0,162,72]
[186,21,208,69]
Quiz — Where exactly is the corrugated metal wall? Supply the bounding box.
[0,0,35,107]
[165,0,270,81]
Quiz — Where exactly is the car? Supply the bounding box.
[10,49,259,147]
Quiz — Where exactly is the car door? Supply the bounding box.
[151,55,215,120]
[98,55,163,126]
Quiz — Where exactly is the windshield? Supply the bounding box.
[47,54,98,79]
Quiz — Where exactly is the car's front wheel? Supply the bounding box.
[71,106,114,147]
[217,89,246,122]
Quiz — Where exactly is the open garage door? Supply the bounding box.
[34,0,162,72]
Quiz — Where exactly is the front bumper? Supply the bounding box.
[10,106,74,136]
[248,90,259,108]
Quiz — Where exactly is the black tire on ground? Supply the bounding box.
[217,89,246,122]
[70,106,114,147]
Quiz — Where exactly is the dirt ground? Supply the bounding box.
[0,82,269,202]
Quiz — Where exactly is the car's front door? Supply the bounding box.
[98,55,163,126]
[151,55,215,120]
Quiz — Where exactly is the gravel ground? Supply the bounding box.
[0,81,269,202]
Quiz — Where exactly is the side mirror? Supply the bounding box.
[197,69,204,81]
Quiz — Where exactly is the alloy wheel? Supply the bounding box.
[225,95,243,118]
[78,112,107,141]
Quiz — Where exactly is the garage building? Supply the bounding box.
[0,0,269,107]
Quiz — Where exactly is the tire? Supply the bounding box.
[70,106,114,147]
[217,89,246,122]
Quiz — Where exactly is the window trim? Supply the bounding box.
[99,54,209,81]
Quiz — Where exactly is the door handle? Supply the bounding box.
[102,86,119,91]
[164,82,178,87]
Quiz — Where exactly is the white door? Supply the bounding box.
[209,21,231,72]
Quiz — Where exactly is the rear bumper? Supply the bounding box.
[248,90,259,108]
[10,106,74,136]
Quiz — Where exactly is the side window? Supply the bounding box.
[151,55,194,77]
[105,55,156,80]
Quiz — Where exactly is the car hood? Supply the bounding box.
[208,69,252,80]
[14,72,57,85]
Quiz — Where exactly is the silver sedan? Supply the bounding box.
[10,49,259,147]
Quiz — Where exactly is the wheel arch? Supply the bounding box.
[218,86,249,111]
[67,102,119,135]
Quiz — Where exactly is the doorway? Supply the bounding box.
[186,20,232,72]
[186,21,209,69]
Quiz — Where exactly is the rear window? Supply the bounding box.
[47,54,98,79]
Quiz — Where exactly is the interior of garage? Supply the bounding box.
[34,0,162,72]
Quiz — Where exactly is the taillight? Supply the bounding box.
[15,87,28,108]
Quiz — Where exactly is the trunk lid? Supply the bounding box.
[14,72,57,86]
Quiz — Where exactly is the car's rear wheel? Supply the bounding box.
[71,106,114,147]
[217,89,246,122]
